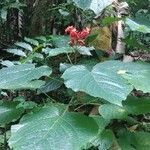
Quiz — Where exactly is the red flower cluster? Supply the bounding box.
[65,26,90,46]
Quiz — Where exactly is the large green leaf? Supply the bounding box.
[99,96,150,120]
[62,60,150,105]
[70,0,114,15]
[0,64,52,90]
[0,101,24,125]
[62,61,135,105]
[9,105,99,150]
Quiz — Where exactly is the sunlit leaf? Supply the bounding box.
[0,101,24,125]
[0,64,52,90]
[9,105,99,150]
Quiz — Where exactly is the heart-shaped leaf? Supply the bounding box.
[9,105,99,150]
[62,61,150,105]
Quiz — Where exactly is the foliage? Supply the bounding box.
[0,0,150,150]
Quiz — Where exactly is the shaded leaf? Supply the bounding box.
[37,78,63,94]
[133,132,150,150]
[123,96,150,115]
[99,96,150,120]
[94,130,113,150]
[118,130,150,150]
[0,101,24,125]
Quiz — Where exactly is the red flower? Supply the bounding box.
[65,26,74,33]
[79,27,90,39]
[65,26,90,46]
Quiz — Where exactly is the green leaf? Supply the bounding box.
[77,46,94,56]
[37,78,63,94]
[43,47,74,57]
[32,53,44,59]
[0,101,24,125]
[97,61,150,93]
[6,49,27,57]
[99,104,128,120]
[35,36,47,42]
[62,61,133,106]
[133,132,150,150]
[24,37,39,46]
[92,116,109,133]
[0,64,52,90]
[59,63,73,73]
[93,130,113,150]
[51,35,69,48]
[117,65,150,93]
[9,105,99,150]
[99,96,150,120]
[0,60,15,67]
[125,18,150,33]
[62,61,150,105]
[123,96,150,115]
[70,0,114,15]
[123,37,149,51]
[16,101,37,109]
[15,42,33,51]
[102,16,122,26]
[118,130,136,150]
[118,130,150,150]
